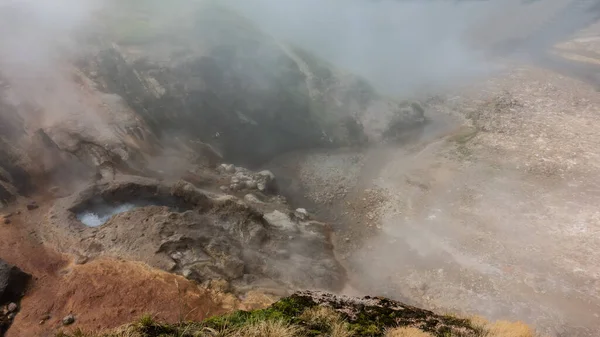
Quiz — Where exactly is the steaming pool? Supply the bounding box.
[75,197,190,227]
[76,203,138,227]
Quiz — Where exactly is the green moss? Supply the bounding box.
[203,294,317,331]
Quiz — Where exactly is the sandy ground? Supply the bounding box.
[269,35,600,337]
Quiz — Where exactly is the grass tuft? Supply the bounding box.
[486,320,536,337]
[384,327,435,337]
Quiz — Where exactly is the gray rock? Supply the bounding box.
[264,210,297,231]
[255,170,276,192]
[257,181,267,191]
[244,180,257,190]
[295,208,309,221]
[26,201,38,211]
[7,302,17,312]
[74,255,88,265]
[224,164,235,173]
[218,163,235,174]
[258,170,275,180]
[62,314,75,326]
[244,194,262,204]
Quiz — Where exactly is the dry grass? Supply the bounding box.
[384,326,435,337]
[466,315,538,337]
[300,306,343,325]
[299,306,353,337]
[485,320,537,337]
[224,319,303,337]
[57,304,539,337]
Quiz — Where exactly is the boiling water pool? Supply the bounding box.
[76,203,138,227]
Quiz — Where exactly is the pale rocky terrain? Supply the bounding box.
[268,33,600,337]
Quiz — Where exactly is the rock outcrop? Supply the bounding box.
[0,259,31,335]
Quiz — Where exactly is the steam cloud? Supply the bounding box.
[226,0,599,96]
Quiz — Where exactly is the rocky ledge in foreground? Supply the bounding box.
[0,259,31,335]
[56,291,537,337]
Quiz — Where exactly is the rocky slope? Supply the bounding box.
[55,290,537,337]
[0,0,425,200]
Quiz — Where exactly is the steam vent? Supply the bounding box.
[1,0,600,336]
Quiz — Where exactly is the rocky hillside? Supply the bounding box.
[81,0,424,165]
[0,0,425,200]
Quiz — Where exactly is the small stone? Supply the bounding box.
[244,180,257,189]
[218,163,235,173]
[219,186,229,192]
[62,314,75,326]
[182,269,193,278]
[7,303,17,312]
[244,194,262,204]
[3,218,10,224]
[7,313,15,320]
[344,237,350,242]
[257,170,275,180]
[224,164,235,173]
[170,251,183,260]
[74,255,88,265]
[26,202,39,211]
[294,208,309,220]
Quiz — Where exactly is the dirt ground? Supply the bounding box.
[269,32,600,337]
